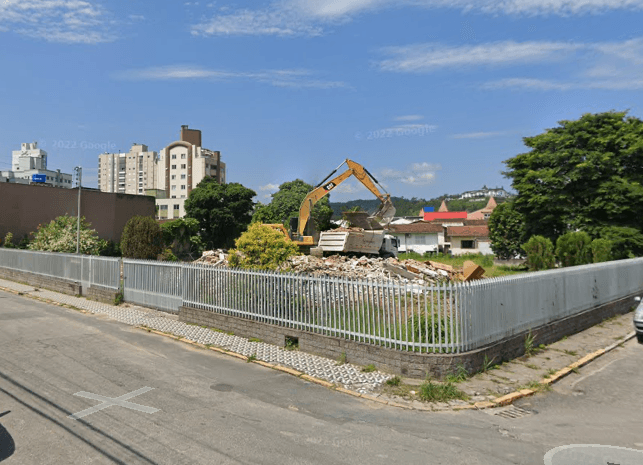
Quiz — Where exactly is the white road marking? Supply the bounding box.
[68,387,159,420]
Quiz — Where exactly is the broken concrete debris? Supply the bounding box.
[194,251,484,284]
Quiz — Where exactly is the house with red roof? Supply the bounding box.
[422,199,468,222]
[467,197,497,220]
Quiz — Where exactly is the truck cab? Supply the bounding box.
[379,234,399,259]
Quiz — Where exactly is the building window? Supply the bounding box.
[181,154,186,159]
[181,164,186,169]
[160,205,168,210]
[171,175,176,180]
[461,240,475,249]
[172,154,176,159]
[171,185,176,191]
[173,204,180,210]
[171,165,176,170]
[181,185,186,190]
[181,174,186,179]
[171,195,176,198]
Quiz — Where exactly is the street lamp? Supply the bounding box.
[74,166,82,254]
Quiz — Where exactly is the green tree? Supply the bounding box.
[488,200,527,260]
[161,217,204,260]
[503,111,643,245]
[228,223,300,270]
[184,179,256,249]
[555,231,592,267]
[522,235,556,271]
[28,214,104,255]
[590,238,613,263]
[598,226,643,259]
[252,179,333,233]
[120,215,164,259]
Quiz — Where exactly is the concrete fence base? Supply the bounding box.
[179,290,640,379]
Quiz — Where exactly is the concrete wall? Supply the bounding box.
[0,183,155,243]
[179,290,639,379]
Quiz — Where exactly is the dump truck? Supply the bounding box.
[316,229,399,258]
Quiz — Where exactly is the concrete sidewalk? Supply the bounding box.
[0,277,636,411]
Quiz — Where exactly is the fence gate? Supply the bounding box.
[123,259,183,313]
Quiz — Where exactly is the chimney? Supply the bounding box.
[180,125,202,147]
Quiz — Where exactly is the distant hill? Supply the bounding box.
[329,196,506,218]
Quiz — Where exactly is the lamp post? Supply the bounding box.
[74,166,82,254]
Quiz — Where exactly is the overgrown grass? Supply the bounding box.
[418,381,468,402]
[386,375,401,386]
[397,252,528,278]
[445,364,469,383]
[362,364,377,373]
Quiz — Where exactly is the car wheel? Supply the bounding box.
[637,333,643,344]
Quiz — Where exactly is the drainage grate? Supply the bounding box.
[493,405,534,419]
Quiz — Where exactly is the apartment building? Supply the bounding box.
[98,144,158,194]
[156,125,226,219]
[6,142,73,188]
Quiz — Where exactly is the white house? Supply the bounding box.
[446,225,492,255]
[389,222,444,254]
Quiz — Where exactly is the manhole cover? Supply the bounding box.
[493,405,534,419]
[211,384,233,392]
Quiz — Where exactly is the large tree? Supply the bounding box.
[503,111,643,246]
[488,200,527,260]
[185,179,256,249]
[252,179,333,233]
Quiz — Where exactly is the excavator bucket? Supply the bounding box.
[370,196,396,225]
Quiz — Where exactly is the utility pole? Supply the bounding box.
[74,166,82,254]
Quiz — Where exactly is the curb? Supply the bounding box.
[2,283,637,413]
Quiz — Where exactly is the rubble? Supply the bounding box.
[193,250,473,285]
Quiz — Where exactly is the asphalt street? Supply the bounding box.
[1,290,641,464]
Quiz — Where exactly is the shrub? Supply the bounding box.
[598,226,643,259]
[522,235,555,271]
[228,223,300,270]
[120,216,164,260]
[98,240,121,257]
[590,238,612,263]
[157,247,179,262]
[407,313,452,345]
[555,231,592,267]
[3,232,14,248]
[28,214,103,254]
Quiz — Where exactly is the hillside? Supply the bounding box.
[329,196,505,218]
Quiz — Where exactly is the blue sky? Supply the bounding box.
[1,1,642,203]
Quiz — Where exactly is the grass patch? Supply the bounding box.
[336,352,347,366]
[545,368,557,377]
[521,380,551,392]
[564,349,578,356]
[386,375,402,386]
[397,252,528,278]
[247,353,257,362]
[418,381,468,402]
[524,330,535,357]
[285,336,299,351]
[481,354,497,373]
[361,364,377,373]
[445,364,468,383]
[525,363,538,370]
[248,338,262,343]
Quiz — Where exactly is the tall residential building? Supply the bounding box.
[156,125,226,219]
[5,142,73,188]
[98,144,158,194]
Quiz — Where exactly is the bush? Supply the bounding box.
[3,232,14,248]
[590,238,612,263]
[228,223,300,270]
[160,218,203,260]
[522,235,555,271]
[555,231,592,267]
[98,240,121,257]
[157,247,179,262]
[28,214,103,255]
[120,216,164,260]
[407,313,452,345]
[598,226,643,259]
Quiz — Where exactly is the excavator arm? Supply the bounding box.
[295,159,395,241]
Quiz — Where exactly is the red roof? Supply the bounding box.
[390,222,444,234]
[423,211,468,221]
[446,225,489,237]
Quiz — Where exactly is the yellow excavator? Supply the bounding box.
[266,159,397,256]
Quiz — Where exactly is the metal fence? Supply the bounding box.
[122,259,183,313]
[0,248,120,290]
[183,263,461,352]
[458,257,643,351]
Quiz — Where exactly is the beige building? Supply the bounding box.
[156,126,226,219]
[98,144,159,195]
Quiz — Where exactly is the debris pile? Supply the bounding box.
[193,250,481,284]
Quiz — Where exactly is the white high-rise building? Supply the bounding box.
[98,144,159,195]
[7,142,73,188]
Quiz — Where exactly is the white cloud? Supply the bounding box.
[259,183,280,191]
[450,131,506,139]
[379,162,441,186]
[377,41,582,73]
[394,115,424,121]
[112,65,348,89]
[332,181,367,194]
[0,0,116,43]
[190,0,643,37]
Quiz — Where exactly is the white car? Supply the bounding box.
[634,297,643,344]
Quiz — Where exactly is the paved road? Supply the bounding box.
[1,290,641,464]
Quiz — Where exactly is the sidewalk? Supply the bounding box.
[0,277,636,411]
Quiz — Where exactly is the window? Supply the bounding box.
[181,185,186,190]
[172,154,176,159]
[171,195,176,198]
[181,154,186,159]
[414,235,426,245]
[171,165,176,169]
[181,164,186,169]
[171,185,176,191]
[171,175,176,180]
[181,174,186,179]
[160,205,168,210]
[461,240,475,249]
[173,204,180,210]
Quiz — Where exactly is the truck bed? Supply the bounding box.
[317,230,384,255]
